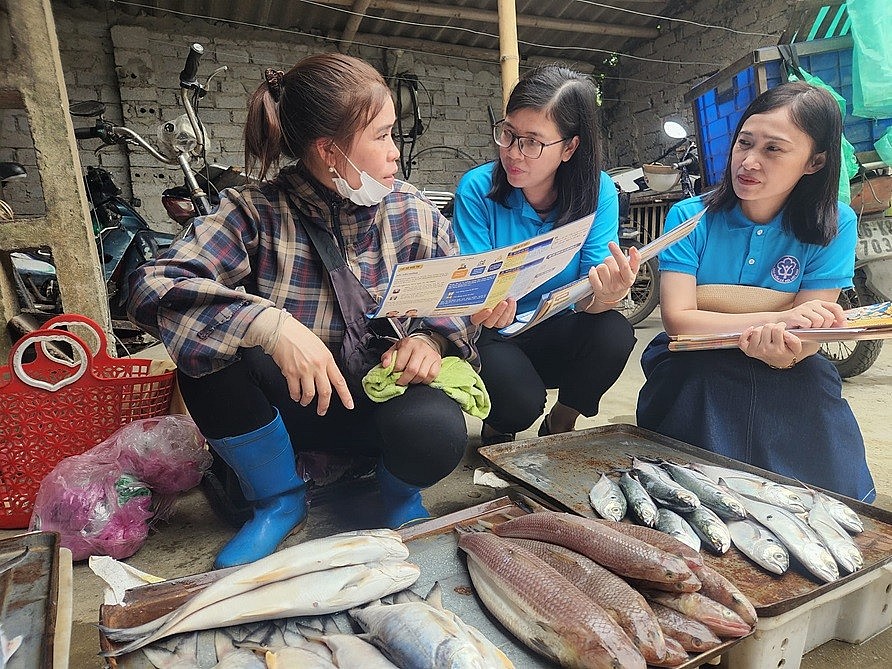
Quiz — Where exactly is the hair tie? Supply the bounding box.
[263,68,285,103]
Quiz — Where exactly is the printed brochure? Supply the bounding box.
[368,213,595,319]
[668,301,892,351]
[498,208,706,337]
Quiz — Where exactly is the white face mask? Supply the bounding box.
[329,145,393,206]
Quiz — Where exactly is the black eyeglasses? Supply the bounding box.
[492,120,567,159]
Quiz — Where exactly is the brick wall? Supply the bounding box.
[601,0,794,171]
[1,2,503,232]
[2,1,798,229]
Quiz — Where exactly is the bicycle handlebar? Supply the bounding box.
[179,43,204,88]
[74,126,100,140]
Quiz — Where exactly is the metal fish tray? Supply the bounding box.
[479,423,892,617]
[0,531,63,669]
[100,496,741,668]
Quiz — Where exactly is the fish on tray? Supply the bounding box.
[741,496,839,583]
[617,472,659,527]
[491,512,694,585]
[507,538,668,665]
[726,518,790,575]
[458,530,648,669]
[630,458,701,513]
[588,473,626,522]
[660,462,747,521]
[654,508,701,553]
[807,493,864,574]
[101,529,419,656]
[350,583,514,668]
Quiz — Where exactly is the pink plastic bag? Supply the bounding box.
[29,415,211,561]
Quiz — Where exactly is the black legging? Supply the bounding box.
[177,347,468,486]
[477,309,636,435]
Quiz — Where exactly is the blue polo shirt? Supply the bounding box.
[659,196,856,292]
[452,162,619,314]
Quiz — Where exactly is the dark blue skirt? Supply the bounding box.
[636,332,876,502]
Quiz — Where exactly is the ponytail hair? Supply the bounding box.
[244,80,284,180]
[244,53,391,181]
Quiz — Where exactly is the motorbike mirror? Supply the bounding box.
[663,121,688,139]
[69,100,106,118]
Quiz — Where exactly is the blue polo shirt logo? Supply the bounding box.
[771,255,800,284]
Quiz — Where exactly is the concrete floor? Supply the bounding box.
[4,309,891,667]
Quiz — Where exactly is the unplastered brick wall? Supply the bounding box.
[602,0,793,172]
[39,2,503,232]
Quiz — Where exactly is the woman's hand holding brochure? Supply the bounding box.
[668,301,892,351]
[498,208,707,337]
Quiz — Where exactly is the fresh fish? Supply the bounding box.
[690,464,808,513]
[583,519,704,570]
[264,646,335,668]
[215,648,267,668]
[509,538,667,665]
[631,458,700,513]
[741,496,839,583]
[683,506,731,554]
[654,508,701,552]
[642,590,752,638]
[588,473,627,522]
[102,529,418,656]
[661,462,747,520]
[626,573,702,594]
[141,632,200,668]
[459,531,646,669]
[649,635,690,668]
[727,518,789,575]
[788,487,864,533]
[649,602,722,654]
[319,634,400,668]
[690,563,757,627]
[492,512,694,584]
[350,581,514,669]
[618,472,659,527]
[807,493,863,574]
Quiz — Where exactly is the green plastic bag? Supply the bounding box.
[787,69,859,204]
[846,0,892,118]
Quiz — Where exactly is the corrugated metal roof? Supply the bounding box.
[103,0,677,69]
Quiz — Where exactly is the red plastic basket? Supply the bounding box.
[0,315,174,528]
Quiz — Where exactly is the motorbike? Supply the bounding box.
[5,43,225,353]
[611,121,699,325]
[820,158,892,377]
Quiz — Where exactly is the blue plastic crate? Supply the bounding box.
[685,36,892,187]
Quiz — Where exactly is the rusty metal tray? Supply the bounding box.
[479,423,892,618]
[100,497,741,668]
[0,531,62,669]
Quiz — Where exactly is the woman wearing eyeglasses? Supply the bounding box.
[452,65,639,445]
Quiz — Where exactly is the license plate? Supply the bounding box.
[856,216,892,261]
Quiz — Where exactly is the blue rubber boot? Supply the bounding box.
[376,462,432,529]
[207,410,307,569]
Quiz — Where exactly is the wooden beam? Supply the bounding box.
[353,31,596,73]
[498,0,519,113]
[339,0,373,52]
[324,0,660,39]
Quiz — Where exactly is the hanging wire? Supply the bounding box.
[111,0,758,69]
[572,1,777,38]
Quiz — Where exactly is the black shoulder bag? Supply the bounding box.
[295,212,407,394]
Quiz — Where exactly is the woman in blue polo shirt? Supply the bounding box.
[453,65,639,445]
[637,81,875,501]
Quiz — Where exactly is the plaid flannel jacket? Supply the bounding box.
[127,165,479,377]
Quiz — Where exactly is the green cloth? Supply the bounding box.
[362,355,491,419]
